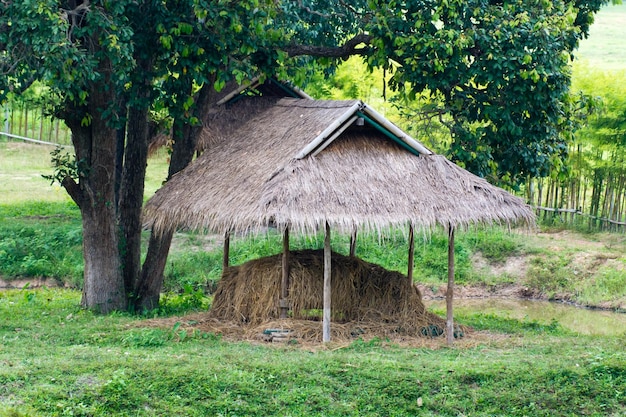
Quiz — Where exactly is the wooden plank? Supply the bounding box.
[446,226,455,346]
[280,227,290,319]
[323,222,331,343]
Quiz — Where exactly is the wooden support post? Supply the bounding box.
[222,231,230,271]
[323,222,332,343]
[408,223,415,285]
[349,228,357,257]
[280,227,290,319]
[446,225,455,346]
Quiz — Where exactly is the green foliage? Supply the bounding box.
[41,146,89,186]
[156,285,212,316]
[378,0,606,183]
[163,250,222,293]
[573,66,626,151]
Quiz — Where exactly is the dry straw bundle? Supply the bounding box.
[209,249,447,337]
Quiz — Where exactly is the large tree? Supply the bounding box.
[1,0,283,312]
[0,0,608,312]
[296,0,610,185]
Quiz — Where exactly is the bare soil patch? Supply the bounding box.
[0,277,66,289]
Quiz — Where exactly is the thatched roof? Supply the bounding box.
[144,97,534,236]
[148,78,310,156]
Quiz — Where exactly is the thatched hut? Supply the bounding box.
[144,89,534,343]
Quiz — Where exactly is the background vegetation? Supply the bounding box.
[3,140,626,311]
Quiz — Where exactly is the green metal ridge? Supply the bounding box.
[269,78,301,98]
[356,111,420,157]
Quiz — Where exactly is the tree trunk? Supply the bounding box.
[134,81,216,310]
[133,118,197,310]
[63,79,127,313]
[81,202,126,313]
[119,97,151,297]
[135,230,174,311]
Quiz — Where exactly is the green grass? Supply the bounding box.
[0,288,624,416]
[0,202,83,284]
[575,3,626,72]
[578,266,626,305]
[0,141,72,203]
[0,140,169,205]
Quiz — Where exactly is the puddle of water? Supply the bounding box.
[428,298,626,336]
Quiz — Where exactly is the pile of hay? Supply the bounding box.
[209,249,448,339]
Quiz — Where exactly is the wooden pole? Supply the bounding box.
[349,228,357,257]
[446,225,455,346]
[323,222,332,343]
[280,227,290,319]
[222,231,230,271]
[408,223,415,285]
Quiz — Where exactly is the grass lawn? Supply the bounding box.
[0,142,71,204]
[0,288,625,417]
[0,141,169,204]
[575,2,626,72]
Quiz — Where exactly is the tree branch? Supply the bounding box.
[283,33,373,58]
[61,176,84,208]
[296,0,340,19]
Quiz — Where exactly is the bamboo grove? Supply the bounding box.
[524,68,626,231]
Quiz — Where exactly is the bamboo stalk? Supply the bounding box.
[38,108,44,140]
[54,120,60,143]
[536,179,543,216]
[48,116,54,142]
[23,107,28,137]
